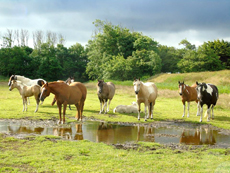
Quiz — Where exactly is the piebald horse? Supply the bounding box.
[9,80,41,112]
[97,80,115,114]
[133,78,158,121]
[8,75,46,87]
[40,82,87,124]
[8,75,46,104]
[178,81,200,118]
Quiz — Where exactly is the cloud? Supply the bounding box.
[0,0,230,48]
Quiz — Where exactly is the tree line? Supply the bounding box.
[0,19,230,81]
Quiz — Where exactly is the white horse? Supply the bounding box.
[9,80,41,112]
[113,102,138,114]
[133,78,158,121]
[8,75,46,104]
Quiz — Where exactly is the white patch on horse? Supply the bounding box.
[206,85,213,95]
[144,82,154,94]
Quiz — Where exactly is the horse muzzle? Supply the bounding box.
[179,93,182,96]
[135,91,139,95]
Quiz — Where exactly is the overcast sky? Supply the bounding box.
[0,0,230,48]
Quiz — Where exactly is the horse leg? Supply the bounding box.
[182,101,186,117]
[144,103,148,121]
[25,97,28,111]
[57,102,62,124]
[34,95,39,113]
[80,101,85,121]
[99,98,103,114]
[200,105,203,122]
[75,103,80,121]
[27,97,30,105]
[147,103,150,119]
[206,105,211,122]
[150,102,154,119]
[102,99,108,114]
[211,105,214,120]
[106,99,111,113]
[187,102,190,118]
[196,101,200,116]
[62,103,67,124]
[22,96,25,112]
[69,104,71,110]
[137,102,141,121]
[51,96,56,106]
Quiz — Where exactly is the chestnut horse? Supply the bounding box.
[133,78,158,121]
[178,81,200,118]
[51,77,75,109]
[40,82,87,124]
[97,80,115,114]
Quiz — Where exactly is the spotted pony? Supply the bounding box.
[196,82,219,122]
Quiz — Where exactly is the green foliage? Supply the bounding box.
[86,19,160,80]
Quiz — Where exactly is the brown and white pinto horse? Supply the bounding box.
[178,81,200,118]
[133,78,158,121]
[40,82,87,124]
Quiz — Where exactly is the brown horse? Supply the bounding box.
[133,78,158,121]
[178,81,200,118]
[9,80,41,112]
[51,77,75,109]
[40,81,87,124]
[97,80,115,114]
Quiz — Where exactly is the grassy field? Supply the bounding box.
[0,70,230,172]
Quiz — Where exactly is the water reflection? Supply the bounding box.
[0,120,229,147]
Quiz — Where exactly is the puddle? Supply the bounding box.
[0,120,230,147]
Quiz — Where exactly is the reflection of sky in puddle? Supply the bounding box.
[0,120,230,147]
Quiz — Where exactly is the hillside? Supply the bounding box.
[148,70,230,93]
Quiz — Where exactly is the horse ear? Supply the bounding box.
[138,78,140,81]
[178,81,180,84]
[182,81,184,84]
[196,81,198,85]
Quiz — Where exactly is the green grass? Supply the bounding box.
[0,134,230,173]
[0,70,230,172]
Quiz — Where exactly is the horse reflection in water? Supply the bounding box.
[96,122,115,144]
[180,126,217,145]
[8,126,44,134]
[137,124,155,142]
[53,124,83,140]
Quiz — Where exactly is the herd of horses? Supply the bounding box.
[7,75,219,124]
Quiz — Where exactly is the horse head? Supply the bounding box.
[8,75,16,86]
[97,80,104,94]
[40,82,50,102]
[9,80,17,91]
[195,81,204,100]
[133,78,141,95]
[178,81,185,96]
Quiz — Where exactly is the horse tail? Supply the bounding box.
[149,102,153,116]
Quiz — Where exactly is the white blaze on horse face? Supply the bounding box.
[40,87,46,100]
[179,85,183,95]
[197,86,201,99]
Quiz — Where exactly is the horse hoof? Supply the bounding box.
[151,118,153,120]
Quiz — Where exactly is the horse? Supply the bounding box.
[8,75,46,87]
[113,102,138,114]
[9,80,41,112]
[196,82,219,122]
[133,78,158,121]
[178,81,200,118]
[8,75,46,104]
[51,77,75,109]
[40,81,87,124]
[97,80,115,114]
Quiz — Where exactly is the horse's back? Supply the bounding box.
[106,82,115,99]
[70,82,87,100]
